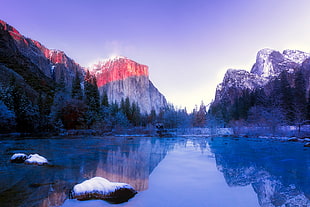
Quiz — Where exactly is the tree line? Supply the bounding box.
[0,70,205,133]
[208,69,310,130]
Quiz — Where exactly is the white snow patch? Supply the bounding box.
[10,153,27,160]
[72,177,134,197]
[24,154,48,165]
[283,49,310,64]
[51,65,55,74]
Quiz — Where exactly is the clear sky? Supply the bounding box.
[1,0,310,111]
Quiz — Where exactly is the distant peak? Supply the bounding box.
[282,49,310,64]
[256,48,276,57]
[88,56,149,87]
[106,55,128,61]
[89,55,140,71]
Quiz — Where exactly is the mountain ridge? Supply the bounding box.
[210,48,310,126]
[0,19,167,115]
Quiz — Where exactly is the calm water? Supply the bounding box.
[0,136,309,207]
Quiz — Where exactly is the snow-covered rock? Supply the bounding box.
[213,48,310,105]
[70,177,137,203]
[214,69,267,103]
[251,48,284,77]
[24,154,49,165]
[10,153,28,163]
[283,49,310,64]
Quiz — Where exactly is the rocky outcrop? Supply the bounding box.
[89,56,167,114]
[0,19,167,116]
[215,69,267,103]
[214,48,310,104]
[0,20,83,90]
[250,48,308,77]
[91,56,149,87]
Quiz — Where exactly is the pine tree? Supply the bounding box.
[120,97,131,121]
[71,71,83,100]
[148,108,157,124]
[111,101,119,115]
[101,91,109,107]
[130,102,141,126]
[84,70,100,112]
[192,102,206,127]
[293,70,307,123]
[278,71,294,123]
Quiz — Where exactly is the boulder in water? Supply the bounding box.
[70,177,137,203]
[10,153,28,163]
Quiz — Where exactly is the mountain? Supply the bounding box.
[214,48,310,104]
[0,19,86,131]
[88,56,167,114]
[0,19,169,132]
[210,48,310,125]
[0,20,84,89]
[0,19,167,115]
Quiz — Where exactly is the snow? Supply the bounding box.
[254,48,277,77]
[283,49,310,64]
[72,177,134,197]
[24,153,48,165]
[87,55,129,73]
[10,153,27,161]
[51,65,55,74]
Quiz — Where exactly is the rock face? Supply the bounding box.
[214,48,310,104]
[0,20,84,90]
[92,56,149,87]
[250,48,307,77]
[215,69,267,103]
[89,56,167,114]
[0,19,167,117]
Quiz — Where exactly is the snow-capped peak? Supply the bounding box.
[88,55,129,72]
[283,49,310,64]
[251,48,284,77]
[107,55,127,61]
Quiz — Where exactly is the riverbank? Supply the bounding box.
[2,125,310,142]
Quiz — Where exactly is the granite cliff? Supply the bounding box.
[0,20,84,90]
[214,48,310,104]
[0,19,168,132]
[89,56,167,114]
[210,48,310,125]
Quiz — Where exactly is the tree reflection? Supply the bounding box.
[0,136,176,207]
[208,138,310,206]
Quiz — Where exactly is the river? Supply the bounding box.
[0,136,309,207]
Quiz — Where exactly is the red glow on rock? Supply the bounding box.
[91,57,149,87]
[0,20,7,30]
[30,40,50,58]
[49,51,65,64]
[8,30,23,41]
[0,20,24,42]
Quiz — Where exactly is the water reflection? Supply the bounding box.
[208,137,310,206]
[1,136,309,207]
[0,136,176,207]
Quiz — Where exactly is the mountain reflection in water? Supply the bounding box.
[208,137,310,207]
[0,136,177,207]
[0,136,309,207]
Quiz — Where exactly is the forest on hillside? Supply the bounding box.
[0,69,207,134]
[208,70,310,133]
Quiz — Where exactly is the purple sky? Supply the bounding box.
[1,0,310,110]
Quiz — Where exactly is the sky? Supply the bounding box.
[1,0,310,111]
